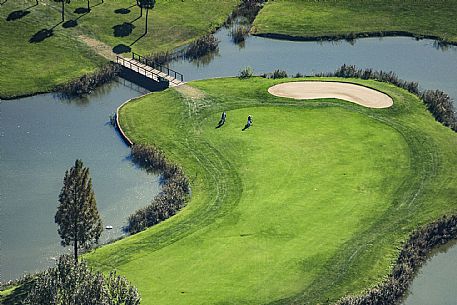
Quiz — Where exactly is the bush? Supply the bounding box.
[56,63,120,98]
[336,214,457,305]
[260,69,288,79]
[230,25,250,43]
[226,0,267,25]
[25,255,140,305]
[239,66,254,79]
[127,144,190,234]
[185,34,219,60]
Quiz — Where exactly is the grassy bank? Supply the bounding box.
[252,0,457,43]
[83,77,456,304]
[0,0,238,99]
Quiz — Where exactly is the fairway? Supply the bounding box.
[85,77,457,304]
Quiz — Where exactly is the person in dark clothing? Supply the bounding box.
[216,111,227,128]
[242,115,253,131]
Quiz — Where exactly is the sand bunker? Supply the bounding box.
[268,81,393,108]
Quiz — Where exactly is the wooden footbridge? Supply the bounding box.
[116,52,184,87]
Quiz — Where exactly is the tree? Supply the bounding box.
[136,0,155,34]
[25,255,141,305]
[55,159,102,262]
[54,0,71,22]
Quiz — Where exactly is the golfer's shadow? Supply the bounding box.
[242,124,250,131]
[215,121,225,129]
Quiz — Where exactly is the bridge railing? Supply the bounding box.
[116,56,162,82]
[132,52,184,82]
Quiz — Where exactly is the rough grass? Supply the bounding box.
[252,0,457,43]
[83,77,457,304]
[0,0,238,98]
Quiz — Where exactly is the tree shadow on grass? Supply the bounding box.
[63,19,78,28]
[6,10,30,21]
[130,32,146,46]
[29,21,62,43]
[130,15,142,23]
[114,8,130,14]
[74,7,89,14]
[29,28,54,43]
[113,22,135,37]
[113,44,131,54]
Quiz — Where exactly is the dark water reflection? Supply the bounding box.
[0,80,159,281]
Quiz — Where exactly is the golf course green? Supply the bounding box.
[253,0,457,43]
[84,77,457,304]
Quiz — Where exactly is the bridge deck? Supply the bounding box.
[116,56,184,87]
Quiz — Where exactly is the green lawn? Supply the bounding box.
[83,77,457,304]
[0,0,105,99]
[252,0,457,43]
[0,0,238,99]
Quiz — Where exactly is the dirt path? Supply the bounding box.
[268,81,393,108]
[174,84,205,100]
[78,35,118,61]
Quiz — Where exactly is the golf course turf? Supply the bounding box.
[0,0,238,99]
[83,77,457,304]
[252,0,457,43]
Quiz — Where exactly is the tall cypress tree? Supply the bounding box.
[55,159,102,262]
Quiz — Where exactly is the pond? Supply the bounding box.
[0,80,160,282]
[402,241,457,305]
[1,23,456,304]
[170,26,457,108]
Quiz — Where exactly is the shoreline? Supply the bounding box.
[253,31,457,46]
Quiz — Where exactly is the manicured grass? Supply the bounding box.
[84,77,457,304]
[0,0,238,98]
[252,0,457,43]
[0,0,105,99]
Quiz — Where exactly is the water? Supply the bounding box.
[402,241,457,305]
[1,24,456,302]
[0,80,160,282]
[168,27,457,304]
[171,27,457,106]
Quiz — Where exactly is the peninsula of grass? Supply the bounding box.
[0,0,238,99]
[252,0,457,43]
[82,77,457,305]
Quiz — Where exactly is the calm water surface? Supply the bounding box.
[0,80,160,282]
[171,27,457,106]
[1,25,456,302]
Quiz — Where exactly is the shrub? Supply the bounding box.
[185,34,219,60]
[230,25,250,43]
[25,255,140,305]
[239,66,254,79]
[56,63,120,98]
[226,0,267,25]
[336,214,457,305]
[260,69,288,79]
[127,144,190,234]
